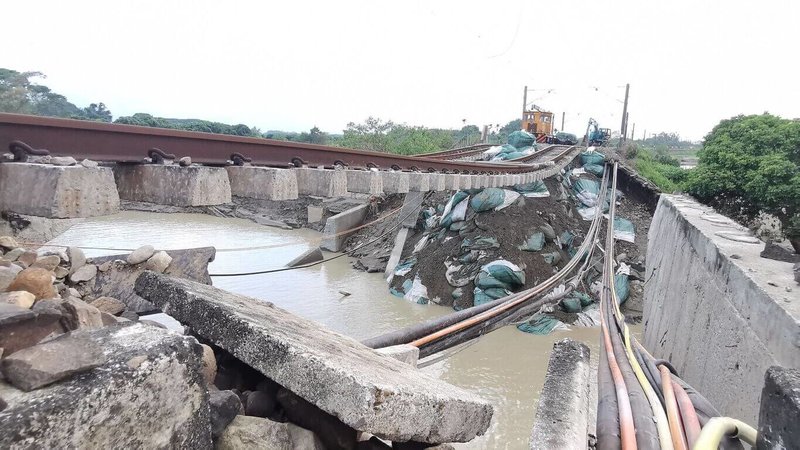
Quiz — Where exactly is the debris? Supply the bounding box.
[127,245,156,265]
[69,264,98,283]
[286,247,324,267]
[7,268,56,300]
[403,275,429,304]
[178,156,192,167]
[338,290,351,297]
[49,156,78,166]
[90,296,126,315]
[514,181,550,198]
[209,390,243,437]
[80,159,98,168]
[144,251,173,273]
[0,291,36,309]
[518,232,545,251]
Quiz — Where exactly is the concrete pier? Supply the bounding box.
[382,171,410,194]
[643,195,800,424]
[114,165,231,206]
[346,170,383,195]
[295,167,347,198]
[0,163,120,218]
[320,204,369,252]
[225,166,298,201]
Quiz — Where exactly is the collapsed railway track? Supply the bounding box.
[0,113,569,174]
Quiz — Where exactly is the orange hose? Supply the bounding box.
[671,380,701,448]
[600,299,638,450]
[659,365,688,450]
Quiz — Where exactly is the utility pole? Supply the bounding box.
[561,112,565,131]
[522,86,528,123]
[643,129,647,141]
[630,123,636,141]
[620,83,630,144]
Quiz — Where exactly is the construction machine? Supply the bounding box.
[584,118,610,146]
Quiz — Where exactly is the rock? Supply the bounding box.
[69,264,98,283]
[39,248,69,264]
[286,247,324,268]
[200,344,217,386]
[144,251,172,273]
[216,415,292,450]
[616,252,628,264]
[277,388,358,450]
[245,390,278,418]
[140,319,167,329]
[540,223,556,241]
[89,296,126,315]
[127,245,155,265]
[120,310,139,321]
[0,266,21,291]
[761,240,800,263]
[0,291,35,309]
[50,156,78,166]
[99,312,120,326]
[0,323,212,448]
[16,251,37,267]
[98,260,113,272]
[209,390,243,437]
[31,254,60,271]
[354,256,386,273]
[53,266,69,279]
[794,262,799,285]
[178,156,192,166]
[0,302,62,355]
[288,424,327,450]
[61,297,104,330]
[4,248,24,261]
[67,246,86,274]
[0,236,18,249]
[80,159,98,168]
[2,332,107,391]
[65,287,81,298]
[135,272,494,443]
[7,268,56,300]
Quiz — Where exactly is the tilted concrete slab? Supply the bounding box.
[295,167,348,197]
[384,227,411,282]
[530,339,591,450]
[0,163,119,218]
[0,322,210,448]
[346,170,383,195]
[407,172,430,192]
[135,272,493,443]
[643,195,800,424]
[114,165,231,206]
[382,171,410,194]
[320,204,369,252]
[226,166,298,201]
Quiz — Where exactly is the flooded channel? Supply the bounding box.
[48,211,601,449]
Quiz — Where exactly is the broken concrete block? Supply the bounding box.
[0,323,211,448]
[286,247,324,267]
[135,272,494,443]
[216,415,292,450]
[1,331,107,391]
[376,344,420,368]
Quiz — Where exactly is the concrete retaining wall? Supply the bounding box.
[320,204,369,252]
[643,194,800,424]
[226,166,298,201]
[114,165,231,206]
[0,163,120,218]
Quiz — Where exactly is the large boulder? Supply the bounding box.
[135,272,494,444]
[0,323,211,448]
[7,268,55,300]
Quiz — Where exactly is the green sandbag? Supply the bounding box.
[514,181,550,197]
[560,297,582,313]
[495,151,528,161]
[614,273,629,305]
[583,163,605,177]
[440,191,470,228]
[458,250,482,264]
[475,272,511,290]
[613,217,636,243]
[470,188,506,212]
[574,292,594,307]
[498,144,517,154]
[517,314,563,335]
[580,151,605,165]
[473,286,510,306]
[450,221,467,231]
[452,287,463,299]
[508,130,536,149]
[559,231,575,248]
[481,261,526,287]
[518,232,545,251]
[461,236,500,250]
[542,251,561,265]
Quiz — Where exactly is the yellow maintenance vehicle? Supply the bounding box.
[521,104,555,144]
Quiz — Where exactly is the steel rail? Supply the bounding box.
[0,113,548,174]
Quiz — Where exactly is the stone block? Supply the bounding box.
[320,204,369,252]
[307,205,324,223]
[295,167,347,197]
[0,323,211,448]
[226,166,298,201]
[0,163,119,218]
[346,170,383,195]
[382,171,410,194]
[530,339,591,450]
[407,172,430,192]
[444,174,460,191]
[114,165,231,206]
[135,273,494,443]
[757,366,800,449]
[458,175,472,190]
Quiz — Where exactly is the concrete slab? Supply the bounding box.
[320,204,369,252]
[444,174,460,191]
[400,192,425,228]
[114,165,231,206]
[408,173,431,192]
[0,323,210,448]
[346,170,383,195]
[295,167,347,198]
[383,171,410,194]
[0,163,119,218]
[376,344,420,368]
[226,166,298,201]
[429,173,446,191]
[384,227,411,282]
[530,339,591,450]
[135,273,493,443]
[643,195,800,424]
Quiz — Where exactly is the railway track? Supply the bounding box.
[1,113,554,174]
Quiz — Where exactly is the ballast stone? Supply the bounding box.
[135,272,494,444]
[0,323,211,448]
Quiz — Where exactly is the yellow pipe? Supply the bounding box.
[693,417,757,450]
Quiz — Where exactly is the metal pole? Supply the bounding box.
[522,86,528,123]
[620,83,630,144]
[631,123,636,141]
[561,111,565,131]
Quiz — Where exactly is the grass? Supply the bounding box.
[628,147,691,193]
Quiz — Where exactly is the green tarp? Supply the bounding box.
[613,217,636,243]
[517,314,565,335]
[518,232,545,251]
[473,286,510,306]
[470,188,506,212]
[580,150,606,165]
[583,163,605,177]
[461,236,500,251]
[514,181,550,198]
[508,130,536,149]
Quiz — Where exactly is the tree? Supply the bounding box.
[340,117,395,152]
[81,103,113,122]
[308,126,328,145]
[687,113,800,243]
[0,68,111,121]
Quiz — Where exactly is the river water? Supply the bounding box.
[48,211,601,449]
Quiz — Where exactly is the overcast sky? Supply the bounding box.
[4,0,799,141]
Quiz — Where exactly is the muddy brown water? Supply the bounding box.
[48,211,602,449]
